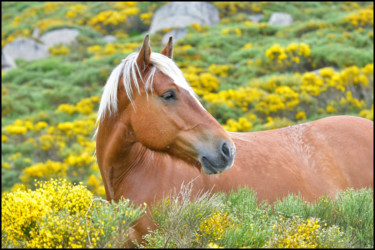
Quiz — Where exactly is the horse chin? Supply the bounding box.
[200,156,233,175]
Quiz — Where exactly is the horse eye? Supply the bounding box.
[161,90,177,101]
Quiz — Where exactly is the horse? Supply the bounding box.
[95,34,373,245]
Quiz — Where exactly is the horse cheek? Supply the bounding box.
[131,111,176,150]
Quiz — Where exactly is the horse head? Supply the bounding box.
[97,35,235,175]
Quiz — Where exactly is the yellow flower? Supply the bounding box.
[43,2,59,14]
[2,162,11,169]
[5,125,27,135]
[208,64,229,77]
[140,12,153,20]
[221,28,230,35]
[49,45,70,55]
[359,105,373,121]
[191,23,202,32]
[2,134,8,142]
[34,121,48,132]
[196,211,234,242]
[326,104,337,113]
[87,174,100,188]
[57,122,74,132]
[296,111,306,120]
[242,43,253,49]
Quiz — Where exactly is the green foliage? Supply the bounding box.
[139,181,226,248]
[139,187,372,248]
[312,43,373,68]
[87,198,147,248]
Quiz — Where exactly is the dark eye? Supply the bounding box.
[161,90,177,101]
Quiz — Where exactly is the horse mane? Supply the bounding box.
[95,51,201,137]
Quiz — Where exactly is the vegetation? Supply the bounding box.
[2,179,372,248]
[2,178,146,248]
[139,186,373,248]
[1,1,373,248]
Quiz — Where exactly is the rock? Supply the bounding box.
[40,28,80,48]
[268,12,293,26]
[2,51,17,72]
[102,35,117,43]
[162,28,187,45]
[149,2,220,34]
[3,38,49,61]
[32,27,40,39]
[249,14,264,23]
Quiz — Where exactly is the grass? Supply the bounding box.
[138,186,373,248]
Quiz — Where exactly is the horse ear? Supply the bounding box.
[160,36,173,59]
[137,34,152,72]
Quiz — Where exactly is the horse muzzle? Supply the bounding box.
[199,140,236,175]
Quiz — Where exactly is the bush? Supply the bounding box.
[139,187,373,248]
[1,178,146,248]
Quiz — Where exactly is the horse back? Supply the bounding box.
[309,115,373,188]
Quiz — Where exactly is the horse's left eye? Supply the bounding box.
[161,90,177,101]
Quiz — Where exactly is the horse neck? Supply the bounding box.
[96,108,143,198]
[96,111,209,202]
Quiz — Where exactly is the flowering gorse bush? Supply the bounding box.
[265,42,311,72]
[266,216,349,248]
[195,211,235,243]
[86,2,140,34]
[344,7,373,28]
[2,178,92,247]
[138,187,372,248]
[3,96,104,196]
[1,178,146,248]
[203,63,373,132]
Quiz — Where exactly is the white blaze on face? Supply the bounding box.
[149,53,206,111]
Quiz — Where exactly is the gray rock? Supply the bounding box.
[149,2,220,34]
[32,27,40,39]
[102,35,117,43]
[40,28,80,48]
[268,12,293,26]
[3,38,49,61]
[2,51,17,72]
[249,14,264,23]
[162,28,187,45]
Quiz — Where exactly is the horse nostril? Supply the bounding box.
[220,141,231,160]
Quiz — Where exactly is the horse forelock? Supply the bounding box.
[95,51,204,137]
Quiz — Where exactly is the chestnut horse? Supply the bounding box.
[95,35,373,244]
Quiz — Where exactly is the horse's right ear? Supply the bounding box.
[136,34,152,72]
[160,36,173,59]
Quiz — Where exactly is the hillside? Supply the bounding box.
[1,1,373,194]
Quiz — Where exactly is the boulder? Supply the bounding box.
[268,12,293,26]
[162,28,187,45]
[2,51,17,72]
[32,27,40,39]
[249,14,265,23]
[40,28,80,48]
[3,38,49,62]
[102,35,117,43]
[149,2,220,34]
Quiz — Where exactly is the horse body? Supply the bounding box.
[95,35,373,245]
[208,115,373,201]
